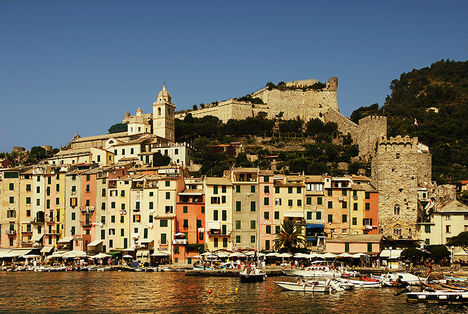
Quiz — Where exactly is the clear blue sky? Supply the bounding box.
[1,0,467,152]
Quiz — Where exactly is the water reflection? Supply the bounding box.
[0,272,465,313]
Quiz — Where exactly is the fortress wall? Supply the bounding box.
[356,116,388,160]
[323,109,359,137]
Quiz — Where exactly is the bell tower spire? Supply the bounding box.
[153,84,175,142]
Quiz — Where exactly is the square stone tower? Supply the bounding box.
[153,84,175,142]
[371,136,431,239]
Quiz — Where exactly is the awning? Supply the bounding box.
[139,239,153,244]
[284,212,304,218]
[0,249,11,258]
[306,224,324,228]
[151,251,170,257]
[87,240,104,248]
[41,246,54,253]
[380,249,403,259]
[31,234,44,242]
[58,236,73,244]
[6,249,32,258]
[207,222,220,230]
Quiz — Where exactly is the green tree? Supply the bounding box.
[153,152,171,167]
[447,231,468,250]
[108,123,128,134]
[273,220,306,252]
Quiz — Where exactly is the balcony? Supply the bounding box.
[30,218,45,224]
[6,230,16,236]
[173,239,187,245]
[81,206,95,213]
[80,220,92,227]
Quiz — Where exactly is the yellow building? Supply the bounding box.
[273,175,305,237]
[204,177,233,251]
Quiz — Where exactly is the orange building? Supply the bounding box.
[363,185,379,234]
[324,177,352,238]
[174,186,205,265]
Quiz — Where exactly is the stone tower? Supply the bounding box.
[371,136,432,240]
[153,84,175,142]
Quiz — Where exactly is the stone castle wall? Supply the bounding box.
[371,135,432,239]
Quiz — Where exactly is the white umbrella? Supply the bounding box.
[122,255,133,259]
[351,253,368,258]
[337,253,353,258]
[216,252,230,258]
[307,253,323,258]
[174,232,186,237]
[201,252,212,256]
[266,252,279,257]
[46,253,64,259]
[192,255,202,259]
[91,253,112,259]
[151,252,170,257]
[278,252,293,258]
[230,252,246,258]
[322,253,337,259]
[258,252,265,257]
[23,254,41,259]
[294,253,308,258]
[245,251,256,256]
[62,250,88,259]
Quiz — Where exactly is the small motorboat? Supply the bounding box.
[275,280,329,292]
[239,267,267,283]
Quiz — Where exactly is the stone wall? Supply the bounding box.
[371,136,432,239]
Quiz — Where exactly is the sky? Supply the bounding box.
[0,0,467,152]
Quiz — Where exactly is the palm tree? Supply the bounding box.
[273,220,306,252]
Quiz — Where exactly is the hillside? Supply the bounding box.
[353,59,468,183]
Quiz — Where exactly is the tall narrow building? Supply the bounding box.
[153,84,175,142]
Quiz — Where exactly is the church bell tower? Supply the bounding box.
[152,84,175,142]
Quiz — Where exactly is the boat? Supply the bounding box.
[275,280,330,292]
[372,272,426,286]
[239,267,267,283]
[407,290,468,304]
[337,278,381,288]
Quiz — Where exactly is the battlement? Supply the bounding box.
[359,115,387,123]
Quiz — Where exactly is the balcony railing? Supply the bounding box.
[6,230,16,236]
[173,239,187,245]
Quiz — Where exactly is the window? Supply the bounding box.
[71,226,75,236]
[275,198,282,205]
[119,215,124,223]
[365,203,370,210]
[365,192,370,199]
[183,206,188,213]
[165,192,170,200]
[26,184,31,191]
[288,199,293,207]
[9,183,14,190]
[328,201,333,209]
[266,225,271,234]
[342,214,347,223]
[36,199,40,206]
[111,202,116,209]
[120,190,125,197]
[236,185,240,193]
[214,238,218,247]
[161,233,167,244]
[149,215,153,223]
[251,201,256,211]
[223,238,228,247]
[210,196,219,204]
[56,197,59,205]
[446,225,451,233]
[264,211,270,219]
[275,226,280,234]
[71,212,76,220]
[222,210,227,221]
[26,197,31,204]
[297,187,301,194]
[352,217,357,225]
[342,201,347,209]
[327,189,332,196]
[264,176,270,183]
[297,199,302,207]
[183,219,188,228]
[250,235,255,243]
[221,195,226,203]
[236,220,241,229]
[250,220,255,229]
[9,196,14,204]
[36,186,40,193]
[342,190,347,196]
[317,197,322,205]
[264,197,269,205]
[121,203,125,210]
[201,206,205,214]
[222,186,226,193]
[165,206,173,214]
[446,214,451,221]
[288,187,292,194]
[307,212,312,220]
[394,205,400,215]
[149,202,153,210]
[345,243,349,252]
[316,211,321,220]
[236,236,241,243]
[213,210,218,221]
[251,185,255,193]
[367,243,373,252]
[353,203,358,211]
[274,211,279,219]
[275,187,280,193]
[213,186,218,194]
[328,214,333,223]
[306,197,312,205]
[264,185,270,194]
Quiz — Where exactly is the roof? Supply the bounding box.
[437,200,468,213]
[259,170,274,176]
[70,132,129,144]
[179,189,204,195]
[351,183,377,192]
[205,177,232,186]
[231,167,258,173]
[351,175,371,182]
[327,234,383,243]
[304,175,323,183]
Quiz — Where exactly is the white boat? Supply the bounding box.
[374,272,426,286]
[337,278,381,288]
[275,280,329,292]
[239,267,267,283]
